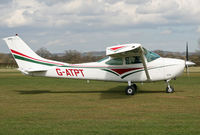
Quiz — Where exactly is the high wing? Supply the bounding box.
[106,44,151,81]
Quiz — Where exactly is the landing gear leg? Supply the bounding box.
[125,81,136,95]
[165,80,174,93]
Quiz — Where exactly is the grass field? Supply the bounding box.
[0,67,200,135]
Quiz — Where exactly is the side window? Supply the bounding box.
[134,56,142,63]
[106,58,123,65]
[125,57,130,64]
[125,56,141,64]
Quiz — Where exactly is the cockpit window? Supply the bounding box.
[144,48,160,62]
[106,58,123,65]
[125,56,142,64]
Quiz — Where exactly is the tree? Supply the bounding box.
[62,50,82,63]
[36,47,53,58]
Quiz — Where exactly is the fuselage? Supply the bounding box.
[3,35,185,83]
[30,56,185,83]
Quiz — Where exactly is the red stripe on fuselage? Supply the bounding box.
[11,49,64,66]
[110,67,143,75]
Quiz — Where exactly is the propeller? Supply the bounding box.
[185,42,189,74]
[185,42,195,75]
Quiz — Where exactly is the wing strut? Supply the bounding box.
[139,47,151,81]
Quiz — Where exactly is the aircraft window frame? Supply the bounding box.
[106,57,123,65]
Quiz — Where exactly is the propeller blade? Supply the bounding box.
[185,42,188,75]
[186,42,189,61]
[185,42,195,77]
[185,42,195,67]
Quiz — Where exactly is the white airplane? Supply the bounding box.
[3,35,195,95]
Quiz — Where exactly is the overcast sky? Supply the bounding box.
[0,0,200,53]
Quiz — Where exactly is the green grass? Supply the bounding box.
[0,68,200,135]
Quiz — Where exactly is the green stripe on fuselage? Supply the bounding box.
[13,54,57,66]
[102,69,120,76]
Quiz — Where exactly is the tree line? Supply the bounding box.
[35,47,105,64]
[0,48,105,68]
[0,47,200,68]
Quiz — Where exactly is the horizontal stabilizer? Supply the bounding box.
[25,69,48,73]
[18,66,53,75]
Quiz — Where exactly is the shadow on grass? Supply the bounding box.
[138,90,165,94]
[14,86,127,99]
[15,89,122,94]
[14,86,166,99]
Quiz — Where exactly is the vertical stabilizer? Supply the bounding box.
[3,35,65,73]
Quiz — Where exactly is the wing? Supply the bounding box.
[106,44,151,81]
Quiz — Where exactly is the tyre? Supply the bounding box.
[125,86,136,95]
[132,84,137,91]
[166,86,174,93]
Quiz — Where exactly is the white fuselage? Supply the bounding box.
[30,57,185,83]
[3,35,186,83]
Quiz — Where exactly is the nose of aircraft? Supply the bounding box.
[175,59,185,77]
[164,58,185,79]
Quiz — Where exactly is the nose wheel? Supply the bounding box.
[125,81,137,95]
[166,80,174,93]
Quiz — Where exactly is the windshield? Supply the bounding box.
[97,56,109,62]
[144,48,160,62]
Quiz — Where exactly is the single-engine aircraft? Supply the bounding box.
[3,35,195,95]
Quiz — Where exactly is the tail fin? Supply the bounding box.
[3,35,65,74]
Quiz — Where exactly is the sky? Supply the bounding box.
[0,0,200,53]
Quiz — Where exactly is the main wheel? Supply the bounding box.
[125,86,136,95]
[166,86,174,93]
[132,84,137,91]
